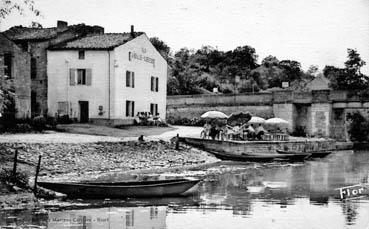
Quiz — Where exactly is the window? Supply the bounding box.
[151,76,159,92]
[78,50,85,59]
[77,69,86,85]
[31,57,37,79]
[128,52,131,61]
[57,101,68,115]
[69,68,92,86]
[150,103,158,116]
[126,100,135,117]
[126,71,135,88]
[4,53,12,78]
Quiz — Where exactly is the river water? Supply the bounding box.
[1,150,369,229]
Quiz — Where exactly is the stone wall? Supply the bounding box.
[0,34,31,118]
[167,93,274,120]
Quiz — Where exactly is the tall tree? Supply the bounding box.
[324,49,368,90]
[149,37,171,61]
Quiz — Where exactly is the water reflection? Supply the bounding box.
[1,150,369,229]
[47,206,167,229]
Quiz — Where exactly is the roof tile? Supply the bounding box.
[49,32,144,50]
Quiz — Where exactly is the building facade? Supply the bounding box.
[47,30,167,125]
[3,21,104,116]
[0,33,31,118]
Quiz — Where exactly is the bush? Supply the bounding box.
[57,115,73,124]
[292,126,307,137]
[14,123,33,132]
[166,116,205,126]
[347,112,369,142]
[32,116,46,132]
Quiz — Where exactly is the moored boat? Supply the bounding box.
[207,150,309,162]
[276,149,331,158]
[37,178,201,198]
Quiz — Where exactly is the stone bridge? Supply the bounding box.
[166,90,369,141]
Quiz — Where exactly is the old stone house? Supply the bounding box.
[2,21,104,117]
[47,27,167,125]
[0,33,31,118]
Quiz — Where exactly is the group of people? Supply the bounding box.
[202,122,266,141]
[135,112,162,125]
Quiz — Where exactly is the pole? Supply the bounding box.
[12,149,18,180]
[34,155,42,194]
[175,134,180,150]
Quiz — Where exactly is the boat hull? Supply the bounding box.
[276,149,331,158]
[208,150,308,162]
[37,179,201,198]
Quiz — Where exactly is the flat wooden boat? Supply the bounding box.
[37,178,201,198]
[276,149,331,158]
[207,150,309,162]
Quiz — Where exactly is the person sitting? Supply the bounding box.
[255,124,266,140]
[201,122,212,139]
[232,124,242,140]
[209,124,219,140]
[245,124,256,140]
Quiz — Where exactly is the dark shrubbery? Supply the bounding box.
[166,116,205,126]
[57,115,73,124]
[32,115,46,132]
[292,125,307,137]
[347,112,369,142]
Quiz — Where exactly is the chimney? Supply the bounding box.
[130,25,135,38]
[57,20,68,31]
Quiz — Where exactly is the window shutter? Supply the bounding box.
[86,68,92,86]
[150,103,153,114]
[132,72,135,88]
[155,104,158,115]
[155,77,159,92]
[69,68,76,86]
[126,71,130,87]
[131,101,135,117]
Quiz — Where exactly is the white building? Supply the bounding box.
[47,28,167,125]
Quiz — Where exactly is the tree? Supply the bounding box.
[324,49,368,90]
[306,65,319,77]
[345,49,366,75]
[261,55,279,67]
[149,37,171,61]
[0,0,40,21]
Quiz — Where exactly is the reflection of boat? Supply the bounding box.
[207,150,309,162]
[37,178,202,198]
[276,149,331,158]
[262,181,288,189]
[247,186,266,193]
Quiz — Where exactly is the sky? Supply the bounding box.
[1,0,369,74]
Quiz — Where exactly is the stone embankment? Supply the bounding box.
[0,140,217,181]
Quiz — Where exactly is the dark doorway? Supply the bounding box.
[31,91,38,117]
[79,101,89,123]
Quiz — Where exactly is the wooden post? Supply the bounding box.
[175,134,180,150]
[34,155,42,193]
[12,149,18,179]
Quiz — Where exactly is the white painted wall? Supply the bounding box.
[47,33,167,123]
[47,50,112,120]
[113,34,167,121]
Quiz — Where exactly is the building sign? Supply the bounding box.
[131,51,155,67]
[282,82,289,88]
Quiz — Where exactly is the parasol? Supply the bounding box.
[248,116,266,124]
[200,111,228,119]
[227,111,252,126]
[265,117,289,125]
